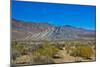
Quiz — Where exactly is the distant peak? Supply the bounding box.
[63,25,73,27]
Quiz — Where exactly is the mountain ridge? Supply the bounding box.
[11,19,96,41]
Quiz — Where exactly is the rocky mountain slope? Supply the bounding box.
[11,19,96,41]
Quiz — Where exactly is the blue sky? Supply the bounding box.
[12,1,96,30]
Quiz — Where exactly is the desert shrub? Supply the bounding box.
[32,42,59,57]
[54,44,65,50]
[71,45,93,59]
[32,42,59,64]
[12,41,23,50]
[12,41,23,60]
[70,48,80,57]
[12,49,21,61]
[32,56,54,64]
[12,41,30,56]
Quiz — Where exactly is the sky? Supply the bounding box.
[12,1,96,30]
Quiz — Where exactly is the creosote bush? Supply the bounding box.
[71,45,93,59]
[32,42,59,57]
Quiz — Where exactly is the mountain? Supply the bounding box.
[11,19,96,41]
